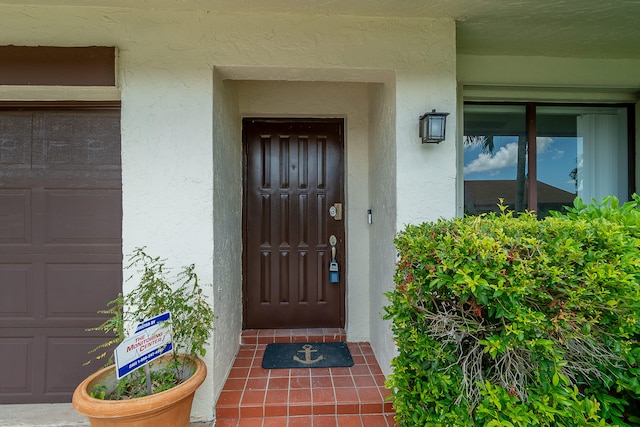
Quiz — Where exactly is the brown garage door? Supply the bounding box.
[0,104,122,403]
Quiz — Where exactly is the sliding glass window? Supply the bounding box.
[463,103,632,217]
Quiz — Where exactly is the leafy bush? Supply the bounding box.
[384,195,640,426]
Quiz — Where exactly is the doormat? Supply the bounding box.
[261,342,354,369]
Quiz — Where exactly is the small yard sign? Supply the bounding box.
[114,312,173,379]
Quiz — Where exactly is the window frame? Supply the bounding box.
[462,101,636,214]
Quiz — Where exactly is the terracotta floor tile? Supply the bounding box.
[311,375,333,388]
[331,367,352,376]
[269,368,291,378]
[361,414,389,426]
[351,355,366,365]
[288,416,313,426]
[359,343,374,354]
[336,402,360,415]
[241,337,258,345]
[246,377,268,390]
[237,418,263,427]
[242,390,266,405]
[380,387,393,400]
[350,365,371,376]
[353,375,376,388]
[215,330,395,426]
[289,375,311,389]
[360,402,383,415]
[265,389,289,405]
[357,387,382,402]
[217,390,243,406]
[229,367,250,378]
[239,406,263,418]
[216,406,239,419]
[332,376,354,388]
[334,388,359,403]
[368,364,383,376]
[233,357,253,367]
[213,418,238,427]
[347,343,363,354]
[263,417,287,426]
[289,404,313,416]
[384,413,397,426]
[337,414,365,426]
[268,377,290,389]
[264,403,288,417]
[310,367,332,377]
[249,367,270,378]
[364,354,379,364]
[313,415,338,427]
[289,388,312,405]
[313,403,337,415]
[312,388,336,404]
[223,378,247,391]
[373,375,386,387]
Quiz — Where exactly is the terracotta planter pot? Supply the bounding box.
[72,356,206,427]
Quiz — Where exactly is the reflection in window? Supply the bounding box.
[464,104,630,217]
[464,105,527,215]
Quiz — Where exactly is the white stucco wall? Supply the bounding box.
[209,70,243,419]
[368,80,398,377]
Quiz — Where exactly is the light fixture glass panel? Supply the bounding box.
[429,116,445,140]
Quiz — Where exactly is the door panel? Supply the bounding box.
[0,107,122,403]
[244,119,345,328]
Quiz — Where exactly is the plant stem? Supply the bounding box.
[144,363,152,395]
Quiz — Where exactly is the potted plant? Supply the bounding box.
[72,247,216,427]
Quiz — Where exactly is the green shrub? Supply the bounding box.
[384,195,640,426]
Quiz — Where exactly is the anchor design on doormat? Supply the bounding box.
[293,344,324,365]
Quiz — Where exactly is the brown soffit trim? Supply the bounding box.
[0,100,121,110]
[0,46,116,86]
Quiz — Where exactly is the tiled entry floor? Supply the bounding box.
[214,329,396,426]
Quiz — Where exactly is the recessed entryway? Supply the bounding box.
[214,329,395,426]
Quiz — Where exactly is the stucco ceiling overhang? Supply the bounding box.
[1,0,640,59]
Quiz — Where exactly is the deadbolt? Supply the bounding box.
[329,203,343,220]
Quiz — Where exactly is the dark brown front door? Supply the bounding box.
[243,119,345,329]
[0,105,122,403]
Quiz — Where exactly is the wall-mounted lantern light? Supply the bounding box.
[419,109,450,143]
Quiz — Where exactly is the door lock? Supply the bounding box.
[329,203,343,221]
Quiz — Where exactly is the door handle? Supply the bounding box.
[329,235,339,283]
[329,235,337,258]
